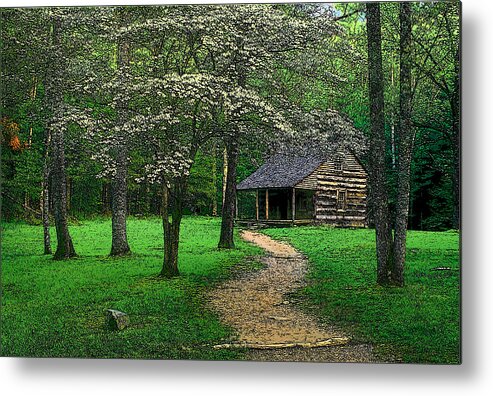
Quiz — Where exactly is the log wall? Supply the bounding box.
[312,153,367,228]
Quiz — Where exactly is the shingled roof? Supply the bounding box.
[237,154,325,190]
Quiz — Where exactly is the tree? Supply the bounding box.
[46,13,76,259]
[41,126,52,254]
[212,4,340,248]
[110,8,133,256]
[366,2,393,285]
[392,2,413,286]
[128,74,228,276]
[366,3,420,286]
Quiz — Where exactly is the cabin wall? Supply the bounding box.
[313,154,367,227]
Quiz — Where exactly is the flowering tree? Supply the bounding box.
[119,72,291,276]
[122,4,354,253]
[84,6,171,256]
[97,5,304,275]
[125,73,228,277]
[108,8,134,256]
[199,4,343,248]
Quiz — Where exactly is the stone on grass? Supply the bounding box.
[105,309,130,330]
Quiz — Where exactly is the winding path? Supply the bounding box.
[209,230,377,362]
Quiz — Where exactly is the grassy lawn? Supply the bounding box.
[1,216,260,360]
[262,226,460,364]
[1,217,460,363]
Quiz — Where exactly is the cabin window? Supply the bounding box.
[334,155,343,172]
[337,190,346,210]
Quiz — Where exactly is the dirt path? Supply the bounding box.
[209,230,377,362]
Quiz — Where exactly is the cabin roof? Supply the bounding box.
[236,154,326,190]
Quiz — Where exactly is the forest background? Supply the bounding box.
[1,1,459,235]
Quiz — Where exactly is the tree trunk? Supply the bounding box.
[51,130,76,260]
[110,146,130,255]
[41,128,52,255]
[101,181,111,215]
[144,180,151,216]
[222,146,228,208]
[392,2,413,287]
[160,178,185,278]
[390,58,397,170]
[110,28,131,256]
[451,47,460,230]
[212,143,218,216]
[24,192,30,216]
[48,17,76,261]
[218,140,239,249]
[66,176,71,213]
[41,180,52,255]
[28,76,36,148]
[366,3,393,285]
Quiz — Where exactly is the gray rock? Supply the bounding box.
[105,309,130,330]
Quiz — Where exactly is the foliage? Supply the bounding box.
[273,2,460,230]
[0,4,459,231]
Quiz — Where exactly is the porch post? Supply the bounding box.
[292,188,296,224]
[255,189,259,222]
[265,189,269,220]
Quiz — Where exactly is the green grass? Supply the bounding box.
[262,226,460,364]
[1,218,460,363]
[1,216,261,360]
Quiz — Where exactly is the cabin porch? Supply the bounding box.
[236,187,315,226]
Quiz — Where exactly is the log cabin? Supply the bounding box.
[236,152,368,227]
